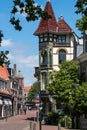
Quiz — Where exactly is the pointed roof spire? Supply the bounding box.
[57,16,72,32]
[34,1,57,35]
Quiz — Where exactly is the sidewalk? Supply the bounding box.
[27,121,69,130]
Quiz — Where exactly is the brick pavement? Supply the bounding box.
[28,121,67,130]
[0,110,69,130]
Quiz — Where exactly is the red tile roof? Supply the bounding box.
[57,16,72,33]
[34,1,57,35]
[34,1,72,35]
[0,65,9,80]
[23,86,31,92]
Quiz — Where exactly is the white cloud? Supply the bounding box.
[2,39,39,86]
[1,39,13,47]
[9,52,38,68]
[19,55,39,67]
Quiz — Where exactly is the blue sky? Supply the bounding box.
[0,0,81,86]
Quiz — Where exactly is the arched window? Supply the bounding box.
[59,50,66,64]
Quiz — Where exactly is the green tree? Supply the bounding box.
[47,61,79,100]
[0,31,10,66]
[10,0,51,31]
[75,0,87,32]
[74,82,87,114]
[47,61,80,128]
[27,81,40,101]
[47,61,87,128]
[0,51,10,66]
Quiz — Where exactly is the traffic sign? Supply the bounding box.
[35,93,40,105]
[36,93,40,99]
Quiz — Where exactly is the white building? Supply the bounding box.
[34,1,80,91]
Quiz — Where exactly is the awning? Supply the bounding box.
[0,99,3,105]
[4,99,9,105]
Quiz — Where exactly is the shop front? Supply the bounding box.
[3,99,12,117]
[0,94,12,119]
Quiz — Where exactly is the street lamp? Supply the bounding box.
[39,93,42,130]
[35,92,42,130]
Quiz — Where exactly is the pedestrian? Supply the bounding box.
[23,106,27,115]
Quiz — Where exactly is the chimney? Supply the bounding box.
[13,64,17,76]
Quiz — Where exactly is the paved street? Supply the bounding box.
[0,110,37,130]
[0,110,78,130]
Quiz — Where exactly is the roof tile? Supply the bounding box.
[34,1,57,35]
[57,17,72,32]
[23,86,31,92]
[0,65,9,80]
[34,2,72,35]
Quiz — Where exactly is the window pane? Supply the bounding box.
[59,50,66,63]
[58,35,66,43]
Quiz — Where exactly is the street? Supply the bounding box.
[0,109,72,130]
[0,110,37,130]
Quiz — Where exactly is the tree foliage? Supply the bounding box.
[47,61,79,99]
[74,82,87,114]
[0,31,9,66]
[10,0,51,31]
[75,0,87,32]
[0,51,10,66]
[27,81,40,101]
[47,61,87,116]
[47,61,79,113]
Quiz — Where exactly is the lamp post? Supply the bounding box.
[35,92,42,130]
[39,93,42,130]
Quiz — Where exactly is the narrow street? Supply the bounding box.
[0,109,65,130]
[0,110,37,130]
[0,109,75,130]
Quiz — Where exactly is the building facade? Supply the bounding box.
[34,1,81,113]
[34,1,79,91]
[22,86,31,104]
[0,65,12,118]
[9,64,24,115]
[0,64,24,118]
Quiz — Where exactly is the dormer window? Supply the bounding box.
[58,35,66,43]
